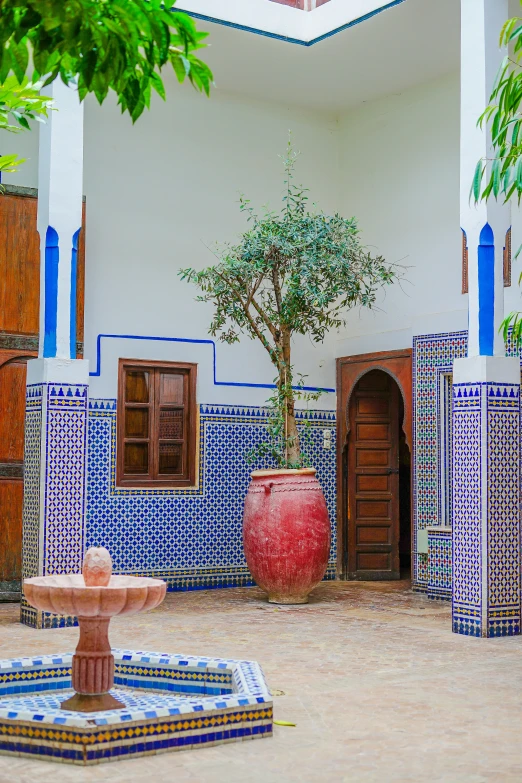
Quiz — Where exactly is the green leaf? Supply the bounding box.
[491,157,501,197]
[8,39,29,82]
[472,160,485,202]
[515,157,522,192]
[0,0,212,123]
[0,152,25,173]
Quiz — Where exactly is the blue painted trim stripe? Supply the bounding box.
[181,0,406,47]
[478,223,495,356]
[70,228,81,359]
[43,226,59,358]
[89,333,335,393]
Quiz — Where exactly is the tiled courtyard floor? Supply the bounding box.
[1,580,522,782]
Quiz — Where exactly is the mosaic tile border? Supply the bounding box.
[427,526,451,602]
[0,649,272,765]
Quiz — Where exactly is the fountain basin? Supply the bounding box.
[0,649,272,765]
[24,574,166,617]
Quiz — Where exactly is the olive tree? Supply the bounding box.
[180,143,397,468]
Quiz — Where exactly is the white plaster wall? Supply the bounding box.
[334,71,466,360]
[81,81,340,406]
[1,122,39,188]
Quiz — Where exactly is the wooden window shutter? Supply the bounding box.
[117,360,197,487]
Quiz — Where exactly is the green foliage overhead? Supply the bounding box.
[180,141,397,468]
[0,0,213,122]
[0,74,52,132]
[473,11,522,203]
[0,74,52,174]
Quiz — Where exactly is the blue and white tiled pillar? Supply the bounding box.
[21,80,89,629]
[452,0,521,637]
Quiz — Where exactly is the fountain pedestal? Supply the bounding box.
[62,617,124,712]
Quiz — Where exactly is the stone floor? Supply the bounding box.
[1,580,522,782]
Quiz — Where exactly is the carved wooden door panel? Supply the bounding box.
[0,352,35,596]
[347,370,400,580]
[0,189,85,597]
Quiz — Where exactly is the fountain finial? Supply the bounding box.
[83,546,112,587]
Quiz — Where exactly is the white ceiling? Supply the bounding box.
[195,0,459,114]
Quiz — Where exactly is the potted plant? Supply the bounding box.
[180,141,397,604]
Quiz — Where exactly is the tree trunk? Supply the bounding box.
[280,330,301,467]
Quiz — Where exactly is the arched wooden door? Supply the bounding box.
[347,370,400,580]
[336,349,412,581]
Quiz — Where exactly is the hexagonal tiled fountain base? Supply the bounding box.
[0,650,273,765]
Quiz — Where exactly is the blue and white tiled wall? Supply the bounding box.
[85,329,508,596]
[413,329,522,598]
[86,402,337,590]
[412,331,467,591]
[23,330,518,601]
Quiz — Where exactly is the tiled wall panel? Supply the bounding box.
[427,526,452,601]
[21,383,88,628]
[412,332,467,589]
[86,402,337,590]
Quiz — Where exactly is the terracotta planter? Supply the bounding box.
[243,468,331,604]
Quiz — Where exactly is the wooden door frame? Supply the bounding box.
[0,349,36,479]
[336,349,413,579]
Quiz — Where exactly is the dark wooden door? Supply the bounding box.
[0,352,35,597]
[347,370,400,580]
[0,188,86,597]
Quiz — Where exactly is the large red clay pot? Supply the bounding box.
[243,468,331,604]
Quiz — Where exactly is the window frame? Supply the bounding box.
[116,358,197,488]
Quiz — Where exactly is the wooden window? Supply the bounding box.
[117,359,197,488]
[504,227,512,287]
[462,229,469,294]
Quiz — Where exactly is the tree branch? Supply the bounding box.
[272,263,283,319]
[245,273,264,310]
[244,273,279,341]
[213,269,278,364]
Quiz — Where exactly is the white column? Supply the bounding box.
[460,0,510,358]
[452,0,521,638]
[21,80,89,629]
[37,79,84,360]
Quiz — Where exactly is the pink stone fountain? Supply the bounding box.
[23,547,166,712]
